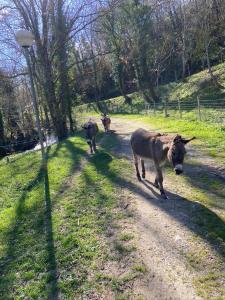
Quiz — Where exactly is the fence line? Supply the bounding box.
[143,98,225,125]
[75,97,225,126]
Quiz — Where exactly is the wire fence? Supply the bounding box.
[148,97,225,125]
[88,97,225,126]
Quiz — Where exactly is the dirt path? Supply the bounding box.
[103,118,224,300]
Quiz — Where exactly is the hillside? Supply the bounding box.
[158,62,225,101]
[76,63,225,119]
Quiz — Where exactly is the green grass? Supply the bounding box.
[194,272,225,300]
[0,133,141,299]
[114,114,225,163]
[119,232,134,241]
[158,62,225,101]
[75,62,225,119]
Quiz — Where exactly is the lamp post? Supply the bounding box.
[16,30,46,166]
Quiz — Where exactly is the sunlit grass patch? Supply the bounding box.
[119,232,134,241]
[194,272,225,300]
[0,132,141,298]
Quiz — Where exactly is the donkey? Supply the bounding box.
[130,128,195,198]
[82,120,99,154]
[101,113,111,133]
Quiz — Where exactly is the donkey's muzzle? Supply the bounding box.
[175,169,183,175]
[174,164,183,175]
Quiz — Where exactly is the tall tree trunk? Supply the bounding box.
[43,104,51,133]
[0,109,4,143]
[39,48,67,140]
[117,61,130,103]
[55,0,74,133]
[205,42,219,87]
[134,61,159,104]
[148,82,160,103]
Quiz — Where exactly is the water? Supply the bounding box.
[33,134,58,151]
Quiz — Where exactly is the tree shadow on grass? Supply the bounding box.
[0,165,51,299]
[0,147,75,299]
[43,166,58,299]
[0,163,59,299]
[0,130,109,299]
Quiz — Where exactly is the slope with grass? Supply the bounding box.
[0,133,146,299]
[75,62,225,117]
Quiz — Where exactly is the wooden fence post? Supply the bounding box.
[197,96,201,121]
[178,99,182,118]
[164,99,168,118]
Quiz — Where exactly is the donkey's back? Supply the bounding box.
[131,128,162,159]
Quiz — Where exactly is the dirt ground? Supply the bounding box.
[97,117,224,300]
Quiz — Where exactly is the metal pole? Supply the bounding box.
[164,99,168,117]
[23,47,46,166]
[197,96,201,121]
[178,99,182,119]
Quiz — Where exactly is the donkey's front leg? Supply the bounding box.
[153,177,159,189]
[141,159,146,179]
[133,154,141,181]
[155,166,167,199]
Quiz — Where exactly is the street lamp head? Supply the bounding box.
[16,30,34,48]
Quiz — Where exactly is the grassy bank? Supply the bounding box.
[0,133,143,299]
[75,62,225,117]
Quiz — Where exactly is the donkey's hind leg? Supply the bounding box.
[141,159,146,179]
[154,176,159,189]
[87,139,93,154]
[92,137,97,152]
[133,154,141,181]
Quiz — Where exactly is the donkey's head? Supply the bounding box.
[82,121,95,139]
[167,135,195,175]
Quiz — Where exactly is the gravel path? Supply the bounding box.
[107,118,204,300]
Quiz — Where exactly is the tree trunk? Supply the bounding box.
[43,104,51,133]
[181,48,186,80]
[0,109,4,143]
[41,50,67,140]
[205,42,219,87]
[55,0,74,133]
[205,43,213,79]
[117,61,130,102]
[148,82,160,103]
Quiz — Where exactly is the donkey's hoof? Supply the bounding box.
[142,174,145,179]
[161,193,168,200]
[137,176,142,181]
[153,183,159,189]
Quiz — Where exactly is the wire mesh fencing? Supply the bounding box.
[95,98,225,124]
[136,98,225,125]
[75,97,225,126]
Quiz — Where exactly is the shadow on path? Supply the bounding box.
[89,131,225,260]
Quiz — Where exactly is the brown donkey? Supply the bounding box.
[130,128,195,198]
[82,120,99,154]
[101,113,111,133]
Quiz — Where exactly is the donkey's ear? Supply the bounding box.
[173,134,182,143]
[182,137,196,144]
